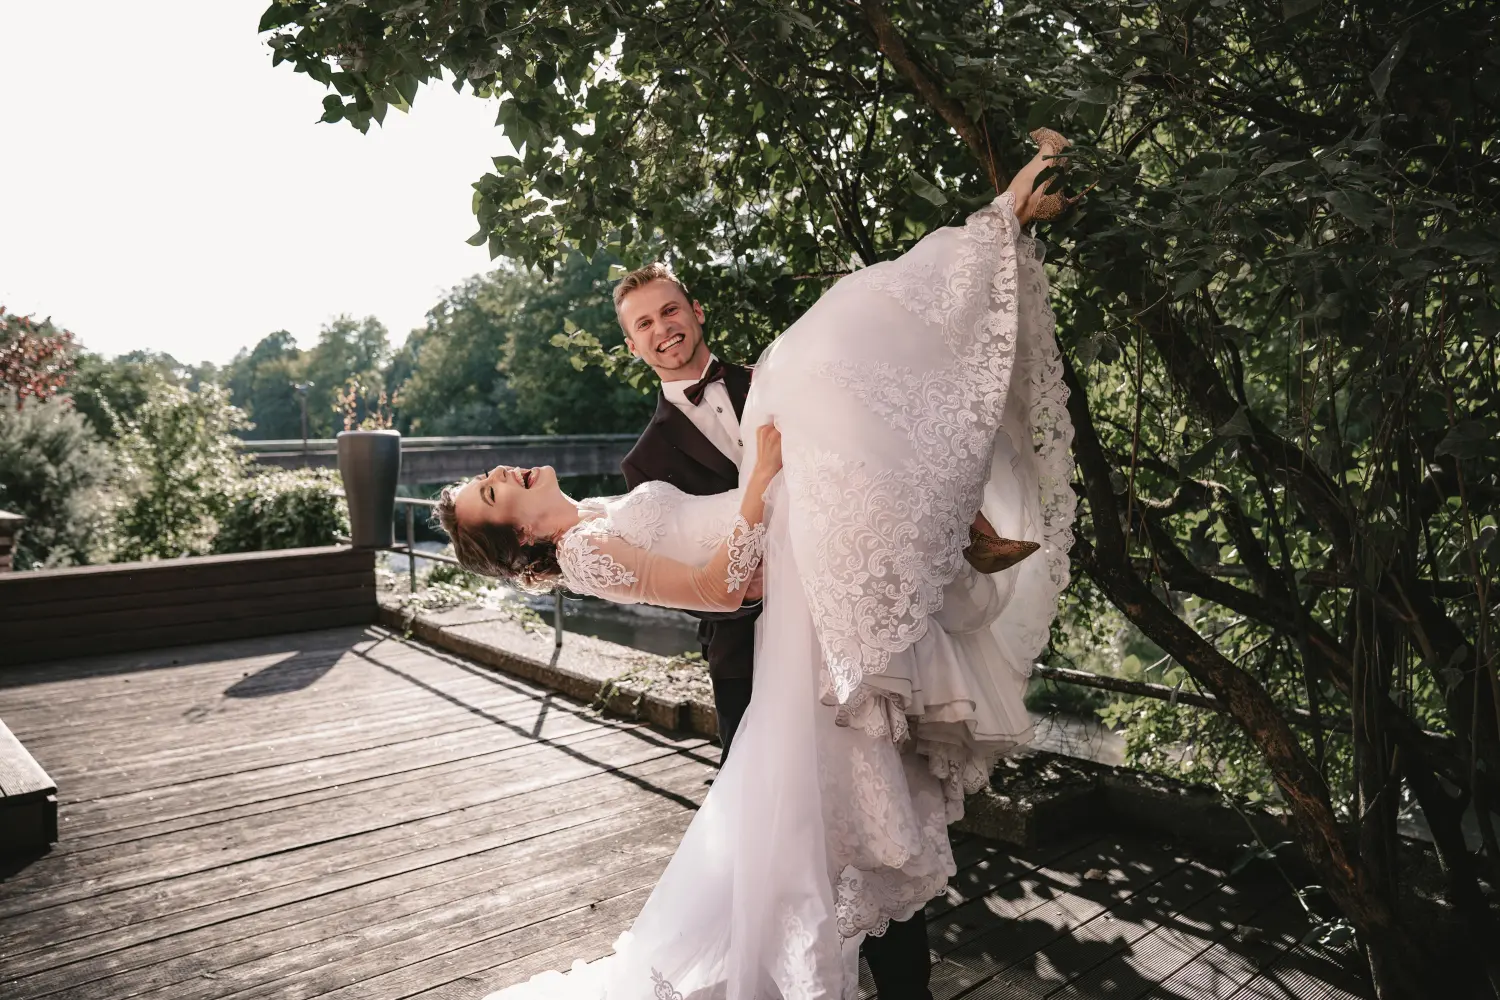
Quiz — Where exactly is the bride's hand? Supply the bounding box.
[752,422,782,485]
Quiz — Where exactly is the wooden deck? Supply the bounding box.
[0,626,1371,999]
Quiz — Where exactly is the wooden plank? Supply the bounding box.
[1,602,377,666]
[0,719,54,800]
[1228,939,1371,1000]
[0,546,370,608]
[8,568,376,621]
[224,864,666,1000]
[1038,872,1290,1000]
[928,837,1191,998]
[1137,893,1307,1000]
[0,627,375,692]
[0,750,704,976]
[6,771,706,999]
[2,581,375,642]
[0,725,703,923]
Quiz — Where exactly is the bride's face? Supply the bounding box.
[453,465,572,542]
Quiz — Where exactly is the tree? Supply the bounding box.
[70,349,198,440]
[0,389,114,568]
[112,376,249,561]
[304,315,391,436]
[224,330,307,440]
[396,256,656,437]
[0,307,76,406]
[265,1,1500,993]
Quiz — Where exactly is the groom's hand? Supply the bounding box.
[743,563,765,603]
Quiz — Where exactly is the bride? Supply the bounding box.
[434,131,1077,1000]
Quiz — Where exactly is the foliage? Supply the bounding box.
[212,467,348,553]
[0,390,114,568]
[0,308,76,406]
[396,257,655,437]
[112,376,249,561]
[268,0,1500,990]
[68,350,217,440]
[223,330,307,440]
[222,317,390,439]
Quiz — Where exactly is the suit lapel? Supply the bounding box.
[650,393,740,484]
[723,362,752,423]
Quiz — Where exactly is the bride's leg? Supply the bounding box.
[1006,129,1072,224]
[1004,150,1054,222]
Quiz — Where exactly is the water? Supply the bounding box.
[537,599,701,658]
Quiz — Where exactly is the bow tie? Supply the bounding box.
[682,358,727,406]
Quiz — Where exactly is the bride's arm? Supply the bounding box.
[561,425,783,613]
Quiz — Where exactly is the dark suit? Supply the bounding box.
[621,362,758,757]
[622,361,933,999]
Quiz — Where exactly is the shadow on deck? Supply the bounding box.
[0,627,1371,999]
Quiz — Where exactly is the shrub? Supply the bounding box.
[213,468,349,553]
[0,390,114,568]
[111,376,247,561]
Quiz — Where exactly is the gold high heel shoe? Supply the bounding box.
[1024,129,1074,221]
[963,516,1040,574]
[1028,127,1071,165]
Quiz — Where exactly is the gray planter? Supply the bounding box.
[337,430,401,549]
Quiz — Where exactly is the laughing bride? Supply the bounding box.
[435,129,1077,1000]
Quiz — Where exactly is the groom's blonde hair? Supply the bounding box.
[612,262,691,321]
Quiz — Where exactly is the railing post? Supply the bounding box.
[406,503,417,593]
[554,586,564,649]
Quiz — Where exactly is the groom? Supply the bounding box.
[614,263,759,759]
[612,264,935,1000]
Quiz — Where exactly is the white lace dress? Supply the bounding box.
[486,192,1075,1000]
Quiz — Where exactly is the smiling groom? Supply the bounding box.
[612,264,759,761]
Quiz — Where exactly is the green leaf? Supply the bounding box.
[1439,230,1499,257]
[1173,270,1212,298]
[1258,160,1306,178]
[1369,30,1411,101]
[1283,0,1319,19]
[607,264,629,281]
[1324,190,1386,229]
[908,172,948,207]
[1434,419,1500,460]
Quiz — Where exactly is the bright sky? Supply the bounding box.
[1,1,512,366]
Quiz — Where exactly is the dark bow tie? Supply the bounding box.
[682,358,727,406]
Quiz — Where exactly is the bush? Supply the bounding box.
[112,376,248,561]
[0,390,114,568]
[213,468,349,553]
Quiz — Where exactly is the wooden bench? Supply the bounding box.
[0,546,377,666]
[0,717,57,853]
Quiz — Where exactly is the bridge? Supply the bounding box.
[239,434,638,483]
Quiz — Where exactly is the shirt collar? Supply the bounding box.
[660,353,718,404]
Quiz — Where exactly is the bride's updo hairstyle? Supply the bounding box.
[433,482,563,592]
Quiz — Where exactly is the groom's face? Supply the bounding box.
[618,280,709,379]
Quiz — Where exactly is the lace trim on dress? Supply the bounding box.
[794,193,1024,704]
[724,514,767,594]
[556,521,637,598]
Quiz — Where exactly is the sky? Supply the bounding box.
[1,1,514,366]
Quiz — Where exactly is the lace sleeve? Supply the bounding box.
[724,515,767,594]
[557,526,639,602]
[556,521,764,613]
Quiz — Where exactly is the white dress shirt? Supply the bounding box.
[660,355,744,466]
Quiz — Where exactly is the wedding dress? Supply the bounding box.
[485,192,1075,1000]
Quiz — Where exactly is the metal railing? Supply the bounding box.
[389,496,565,649]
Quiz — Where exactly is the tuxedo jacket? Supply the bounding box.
[620,361,758,681]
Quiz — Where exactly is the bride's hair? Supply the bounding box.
[433,484,562,592]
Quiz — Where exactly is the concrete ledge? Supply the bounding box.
[379,593,718,740]
[955,746,1291,862]
[382,592,1287,862]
